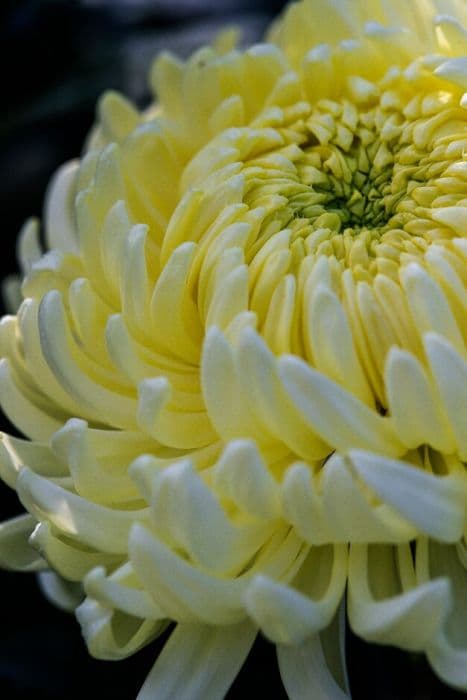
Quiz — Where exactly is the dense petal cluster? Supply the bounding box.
[1,1,467,697]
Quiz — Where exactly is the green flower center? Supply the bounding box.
[223,88,467,282]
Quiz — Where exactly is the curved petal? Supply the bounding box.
[129,523,307,625]
[17,467,149,555]
[76,596,164,661]
[0,514,46,572]
[0,432,67,489]
[84,562,163,620]
[417,540,467,690]
[277,624,350,700]
[30,521,123,581]
[212,439,281,520]
[129,523,245,624]
[281,457,416,546]
[51,419,142,505]
[244,544,347,645]
[132,457,273,574]
[44,160,80,254]
[38,571,83,612]
[348,543,450,651]
[348,449,466,542]
[137,622,257,700]
[278,354,404,457]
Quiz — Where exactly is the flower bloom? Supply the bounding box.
[2,0,467,696]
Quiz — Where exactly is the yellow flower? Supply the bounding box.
[2,0,467,697]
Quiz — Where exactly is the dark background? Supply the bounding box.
[0,1,465,697]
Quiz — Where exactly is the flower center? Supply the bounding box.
[210,87,467,286]
[298,133,396,231]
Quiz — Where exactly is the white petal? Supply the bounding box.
[348,543,450,650]
[206,264,249,331]
[38,290,137,429]
[44,160,80,253]
[0,432,67,489]
[282,462,335,545]
[434,57,467,89]
[30,521,122,581]
[424,332,467,460]
[418,540,467,690]
[244,545,347,645]
[1,275,22,314]
[278,354,404,456]
[277,631,350,700]
[120,224,152,336]
[149,242,201,362]
[202,326,266,441]
[84,563,163,620]
[140,458,237,572]
[0,514,46,571]
[385,346,455,453]
[51,418,141,505]
[400,263,465,355]
[38,570,83,612]
[213,439,281,520]
[137,376,216,449]
[306,284,373,406]
[17,218,42,275]
[429,632,467,690]
[129,523,245,624]
[348,449,466,542]
[17,467,149,554]
[236,328,330,460]
[0,358,62,441]
[322,453,416,543]
[129,523,306,625]
[98,91,139,143]
[137,622,257,700]
[76,596,163,660]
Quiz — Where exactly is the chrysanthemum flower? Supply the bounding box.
[2,0,467,697]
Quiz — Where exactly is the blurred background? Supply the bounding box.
[0,1,465,698]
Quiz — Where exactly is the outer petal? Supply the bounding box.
[38,571,83,612]
[0,514,46,572]
[418,540,467,690]
[348,449,466,542]
[76,596,163,661]
[244,544,347,645]
[277,605,350,700]
[348,543,450,651]
[137,622,257,700]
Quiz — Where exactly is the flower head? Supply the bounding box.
[2,0,467,697]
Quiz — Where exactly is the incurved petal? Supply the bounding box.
[44,160,80,253]
[30,521,123,581]
[76,596,164,660]
[212,439,281,521]
[132,457,273,574]
[244,544,347,645]
[84,562,163,620]
[51,419,142,505]
[38,571,83,612]
[0,432,67,489]
[17,467,149,555]
[348,543,450,651]
[417,540,467,690]
[282,457,416,546]
[348,449,466,542]
[0,515,46,572]
[129,523,307,625]
[129,523,245,624]
[278,354,404,456]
